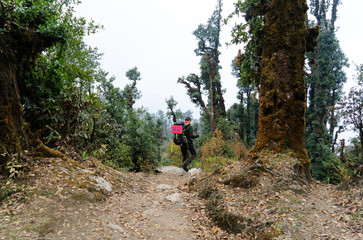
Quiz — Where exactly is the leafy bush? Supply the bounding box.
[122,110,162,171]
[197,130,248,171]
[165,142,183,167]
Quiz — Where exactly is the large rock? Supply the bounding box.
[92,176,112,192]
[156,166,185,176]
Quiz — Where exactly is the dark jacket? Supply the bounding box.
[184,123,198,141]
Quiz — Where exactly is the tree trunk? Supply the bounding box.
[330,0,339,31]
[0,52,62,167]
[0,6,66,170]
[329,90,336,136]
[213,0,226,119]
[251,0,312,180]
[0,53,28,156]
[207,55,216,134]
[246,88,252,146]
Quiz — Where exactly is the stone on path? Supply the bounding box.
[165,193,181,202]
[156,184,173,190]
[156,166,185,176]
[188,168,202,178]
[106,223,124,232]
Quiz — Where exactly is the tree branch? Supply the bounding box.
[178,75,210,117]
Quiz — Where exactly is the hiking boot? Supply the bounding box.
[182,163,189,172]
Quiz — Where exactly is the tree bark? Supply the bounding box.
[246,88,252,146]
[0,51,64,167]
[213,0,226,119]
[330,0,339,31]
[251,0,314,180]
[206,54,217,134]
[0,52,28,155]
[360,128,363,160]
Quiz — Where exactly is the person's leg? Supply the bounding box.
[180,144,189,171]
[182,142,197,171]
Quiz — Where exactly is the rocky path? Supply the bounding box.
[0,162,215,240]
[1,158,362,240]
[82,168,212,240]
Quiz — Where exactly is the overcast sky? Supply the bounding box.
[75,0,363,123]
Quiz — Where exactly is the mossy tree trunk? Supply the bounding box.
[251,0,316,181]
[0,53,28,155]
[0,46,59,169]
[0,6,65,168]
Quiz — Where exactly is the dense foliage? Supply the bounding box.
[1,0,360,184]
[338,65,363,175]
[0,0,167,172]
[305,0,349,181]
[228,58,259,147]
[0,0,99,167]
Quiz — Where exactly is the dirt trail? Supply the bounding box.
[1,158,362,240]
[69,171,212,240]
[0,161,215,240]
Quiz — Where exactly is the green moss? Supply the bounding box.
[256,229,282,240]
[267,198,279,208]
[252,0,311,180]
[34,215,59,236]
[33,143,65,159]
[71,191,106,203]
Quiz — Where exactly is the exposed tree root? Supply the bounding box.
[31,139,65,159]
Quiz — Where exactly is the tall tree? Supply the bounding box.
[339,65,363,161]
[229,58,258,146]
[306,0,348,180]
[339,87,363,162]
[178,0,225,134]
[226,0,263,146]
[166,96,179,123]
[124,67,141,109]
[98,74,126,124]
[231,0,319,181]
[0,0,87,160]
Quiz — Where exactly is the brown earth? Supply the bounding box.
[0,157,218,239]
[0,156,362,240]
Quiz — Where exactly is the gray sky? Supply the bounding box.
[75,0,245,118]
[335,1,363,86]
[75,0,363,137]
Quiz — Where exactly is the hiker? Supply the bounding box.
[181,116,200,172]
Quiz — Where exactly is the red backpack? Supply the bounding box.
[171,122,187,145]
